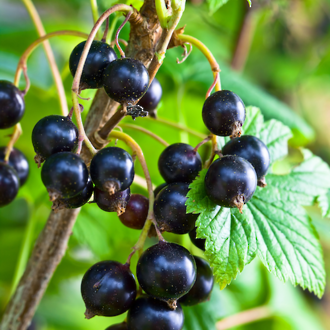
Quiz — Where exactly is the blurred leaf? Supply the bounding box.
[207,0,251,15]
[317,191,330,218]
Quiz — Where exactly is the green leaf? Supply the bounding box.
[187,170,257,289]
[207,0,251,14]
[317,192,330,218]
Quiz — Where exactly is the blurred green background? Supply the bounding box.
[0,0,330,329]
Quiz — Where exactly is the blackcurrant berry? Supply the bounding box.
[0,162,20,207]
[103,58,149,104]
[69,40,117,89]
[90,147,134,194]
[204,155,257,212]
[179,256,214,306]
[95,187,131,216]
[119,194,149,229]
[154,182,198,234]
[0,80,25,129]
[54,176,94,210]
[202,90,245,137]
[105,323,128,330]
[41,152,89,200]
[137,241,197,301]
[158,143,202,184]
[189,227,205,251]
[153,183,167,197]
[137,77,162,117]
[221,135,270,184]
[0,147,29,186]
[32,115,78,162]
[127,296,184,330]
[81,260,136,318]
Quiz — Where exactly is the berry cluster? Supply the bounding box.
[0,81,28,207]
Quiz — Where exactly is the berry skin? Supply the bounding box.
[0,80,25,129]
[69,40,117,89]
[105,323,128,330]
[154,182,198,234]
[202,90,245,137]
[119,194,149,229]
[137,241,197,301]
[32,115,78,161]
[0,162,20,207]
[179,256,214,306]
[0,147,29,186]
[81,260,137,318]
[54,176,94,210]
[41,152,89,200]
[90,147,135,195]
[189,227,205,251]
[204,155,257,212]
[137,77,162,116]
[127,296,184,330]
[103,58,149,104]
[158,143,202,184]
[221,135,270,183]
[154,183,167,197]
[95,187,131,216]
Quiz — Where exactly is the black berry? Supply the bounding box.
[81,260,136,318]
[127,296,184,330]
[179,256,214,306]
[222,135,270,183]
[154,182,198,234]
[103,58,149,104]
[41,152,89,200]
[69,40,117,89]
[189,227,205,251]
[54,176,94,210]
[0,162,20,207]
[32,115,78,161]
[0,80,25,129]
[202,90,245,137]
[158,143,202,184]
[137,77,162,116]
[119,194,149,229]
[95,187,131,216]
[0,147,29,186]
[137,241,197,301]
[90,147,135,195]
[154,183,167,197]
[204,155,257,212]
[105,323,128,330]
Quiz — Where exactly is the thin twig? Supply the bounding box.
[206,72,219,99]
[115,12,132,57]
[101,17,109,42]
[4,124,22,163]
[193,135,212,152]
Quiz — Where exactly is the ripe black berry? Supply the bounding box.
[105,323,128,330]
[179,256,214,306]
[137,77,162,117]
[119,194,149,229]
[81,260,136,318]
[137,241,197,301]
[95,187,130,215]
[41,152,89,200]
[154,182,198,234]
[127,296,184,330]
[189,227,205,251]
[158,143,202,184]
[32,115,78,161]
[0,147,29,186]
[90,147,134,194]
[103,58,149,104]
[204,155,257,212]
[69,40,117,89]
[0,162,20,207]
[54,176,94,210]
[222,135,270,183]
[153,183,167,197]
[0,80,25,129]
[202,90,245,137]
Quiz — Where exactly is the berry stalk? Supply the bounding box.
[115,11,132,57]
[4,124,22,163]
[21,0,69,116]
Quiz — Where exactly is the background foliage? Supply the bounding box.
[1,0,330,329]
